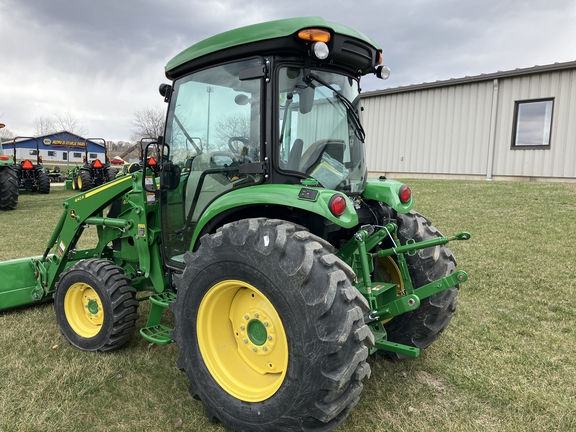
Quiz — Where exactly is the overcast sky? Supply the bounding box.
[1,0,575,141]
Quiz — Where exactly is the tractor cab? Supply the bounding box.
[159,17,391,266]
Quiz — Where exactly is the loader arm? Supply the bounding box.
[43,174,135,290]
[0,170,167,311]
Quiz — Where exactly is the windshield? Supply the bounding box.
[277,67,367,193]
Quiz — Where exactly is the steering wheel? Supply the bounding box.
[228,136,251,154]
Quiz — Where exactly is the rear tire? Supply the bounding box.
[78,170,93,191]
[37,170,50,194]
[54,259,139,352]
[0,167,19,210]
[382,210,458,359]
[171,218,373,431]
[106,168,117,182]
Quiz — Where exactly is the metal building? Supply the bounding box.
[361,60,576,181]
[1,131,105,166]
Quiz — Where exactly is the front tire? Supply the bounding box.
[381,210,458,358]
[54,259,139,352]
[171,218,373,431]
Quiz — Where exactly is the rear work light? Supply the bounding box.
[399,185,412,204]
[311,42,329,60]
[22,159,34,170]
[329,194,347,217]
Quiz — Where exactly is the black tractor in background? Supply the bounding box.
[11,136,50,194]
[71,137,117,191]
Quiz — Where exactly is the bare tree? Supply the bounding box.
[34,116,56,135]
[130,107,165,141]
[0,126,14,141]
[54,112,89,136]
[214,114,250,150]
[33,112,89,136]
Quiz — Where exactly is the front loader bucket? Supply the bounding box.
[0,256,45,311]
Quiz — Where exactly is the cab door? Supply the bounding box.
[160,59,264,268]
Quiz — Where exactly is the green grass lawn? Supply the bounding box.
[1,180,575,431]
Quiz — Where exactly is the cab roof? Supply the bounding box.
[165,17,380,78]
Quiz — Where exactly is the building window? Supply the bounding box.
[29,149,38,155]
[48,151,56,157]
[89,153,98,159]
[62,153,68,161]
[512,98,553,149]
[73,152,82,158]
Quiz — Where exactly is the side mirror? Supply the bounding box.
[159,84,172,103]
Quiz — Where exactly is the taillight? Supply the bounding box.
[329,194,347,217]
[22,159,34,170]
[0,155,9,161]
[399,185,412,204]
[93,159,103,169]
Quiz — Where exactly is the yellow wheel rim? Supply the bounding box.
[77,176,83,190]
[197,280,288,402]
[376,256,405,324]
[64,282,104,338]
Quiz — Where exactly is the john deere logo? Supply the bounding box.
[43,138,52,146]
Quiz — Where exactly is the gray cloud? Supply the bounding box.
[1,0,575,140]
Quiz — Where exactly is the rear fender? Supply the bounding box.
[362,178,413,213]
[190,184,359,248]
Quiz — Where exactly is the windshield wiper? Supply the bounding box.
[305,73,365,142]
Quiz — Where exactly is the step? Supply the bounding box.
[149,291,177,308]
[140,324,173,345]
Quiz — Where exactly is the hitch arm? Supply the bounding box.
[376,231,471,258]
[368,269,469,323]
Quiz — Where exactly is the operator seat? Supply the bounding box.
[299,139,345,174]
[286,139,304,171]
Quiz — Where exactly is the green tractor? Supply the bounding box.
[0,125,19,210]
[11,136,50,194]
[44,165,64,183]
[0,17,469,431]
[71,137,117,191]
